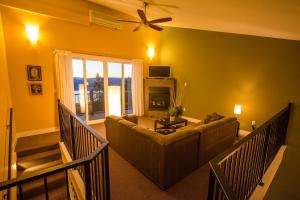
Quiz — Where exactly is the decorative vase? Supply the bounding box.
[170,116,175,122]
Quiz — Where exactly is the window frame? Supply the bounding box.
[71,53,133,124]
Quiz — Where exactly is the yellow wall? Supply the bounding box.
[0,6,12,190]
[160,27,300,146]
[0,1,160,133]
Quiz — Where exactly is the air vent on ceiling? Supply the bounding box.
[89,10,122,30]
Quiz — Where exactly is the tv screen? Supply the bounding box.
[149,66,170,78]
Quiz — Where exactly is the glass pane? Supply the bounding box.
[108,62,122,116]
[124,64,133,114]
[86,60,105,121]
[72,59,86,121]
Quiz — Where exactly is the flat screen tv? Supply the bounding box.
[149,66,170,78]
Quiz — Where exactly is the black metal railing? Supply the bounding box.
[208,103,291,200]
[0,101,110,200]
[4,108,13,200]
[58,100,110,200]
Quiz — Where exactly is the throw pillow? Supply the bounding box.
[204,112,224,124]
[122,114,138,124]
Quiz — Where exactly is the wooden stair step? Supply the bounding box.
[17,143,60,157]
[18,148,61,162]
[18,153,62,170]
[19,160,63,175]
[21,172,67,200]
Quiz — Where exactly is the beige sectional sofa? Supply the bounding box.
[105,116,239,190]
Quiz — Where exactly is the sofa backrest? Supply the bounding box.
[105,115,200,189]
[194,117,239,166]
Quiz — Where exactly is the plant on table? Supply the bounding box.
[169,82,187,118]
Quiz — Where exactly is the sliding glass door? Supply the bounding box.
[124,64,133,114]
[107,62,122,116]
[72,59,86,121]
[72,56,133,123]
[86,60,105,121]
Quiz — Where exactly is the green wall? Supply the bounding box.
[160,27,300,146]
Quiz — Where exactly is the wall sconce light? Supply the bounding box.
[234,104,242,115]
[25,24,39,44]
[148,46,155,60]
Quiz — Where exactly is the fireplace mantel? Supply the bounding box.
[144,78,176,117]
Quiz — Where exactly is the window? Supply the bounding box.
[72,55,133,123]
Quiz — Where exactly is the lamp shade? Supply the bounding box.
[234,104,242,115]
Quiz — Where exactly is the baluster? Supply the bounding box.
[208,170,215,200]
[104,147,111,200]
[65,170,71,200]
[18,185,23,200]
[44,176,49,200]
[85,163,92,200]
[259,124,271,185]
[70,115,76,160]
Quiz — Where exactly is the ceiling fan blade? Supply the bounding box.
[117,19,141,23]
[150,3,179,8]
[155,6,173,14]
[149,17,172,24]
[137,9,147,23]
[133,24,143,32]
[137,0,178,8]
[149,24,163,31]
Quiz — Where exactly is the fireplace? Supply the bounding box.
[144,78,176,117]
[149,87,170,111]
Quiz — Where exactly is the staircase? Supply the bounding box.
[15,132,68,200]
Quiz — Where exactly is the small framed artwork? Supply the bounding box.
[28,83,43,95]
[27,65,42,81]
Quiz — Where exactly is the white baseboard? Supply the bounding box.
[181,116,202,123]
[16,127,59,138]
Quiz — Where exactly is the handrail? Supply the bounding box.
[0,144,106,190]
[0,101,110,200]
[208,103,291,200]
[58,99,107,144]
[213,103,291,164]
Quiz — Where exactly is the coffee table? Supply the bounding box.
[154,117,188,131]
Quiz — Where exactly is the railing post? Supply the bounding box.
[259,124,271,186]
[103,146,111,200]
[57,100,64,142]
[282,103,292,145]
[6,108,13,200]
[69,115,76,160]
[208,170,216,200]
[84,163,92,200]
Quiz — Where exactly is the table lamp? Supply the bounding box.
[234,104,241,137]
[234,104,242,115]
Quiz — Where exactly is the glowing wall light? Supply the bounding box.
[234,104,242,115]
[148,46,155,60]
[25,24,39,44]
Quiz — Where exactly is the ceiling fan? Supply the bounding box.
[117,1,172,32]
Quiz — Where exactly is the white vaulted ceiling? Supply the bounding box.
[88,0,300,41]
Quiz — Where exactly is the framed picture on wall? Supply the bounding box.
[28,83,43,95]
[27,65,42,81]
